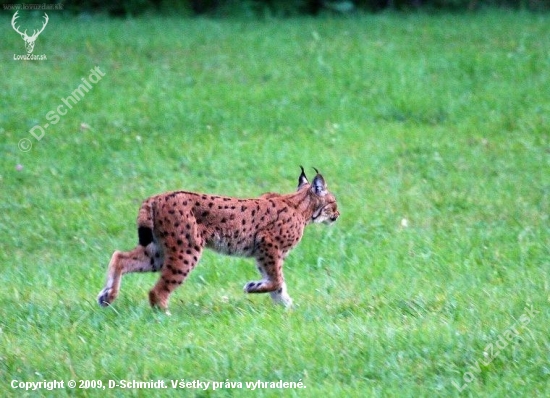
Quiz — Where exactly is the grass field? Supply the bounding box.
[1,10,549,397]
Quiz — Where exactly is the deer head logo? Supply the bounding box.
[11,11,49,54]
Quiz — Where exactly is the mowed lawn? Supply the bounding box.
[1,11,549,397]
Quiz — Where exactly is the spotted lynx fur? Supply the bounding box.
[97,167,339,312]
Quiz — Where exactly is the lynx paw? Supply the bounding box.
[270,287,293,308]
[243,280,266,293]
[97,287,114,307]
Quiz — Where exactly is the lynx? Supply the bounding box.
[97,167,339,312]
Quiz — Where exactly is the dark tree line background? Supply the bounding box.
[2,0,548,16]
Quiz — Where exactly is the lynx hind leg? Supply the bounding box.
[148,244,203,313]
[97,243,161,307]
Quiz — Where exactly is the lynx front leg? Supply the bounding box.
[97,244,161,307]
[244,249,293,308]
[269,281,293,308]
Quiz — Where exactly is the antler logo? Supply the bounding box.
[11,11,49,54]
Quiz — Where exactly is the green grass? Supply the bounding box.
[1,10,549,397]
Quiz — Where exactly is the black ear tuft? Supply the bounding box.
[297,165,309,190]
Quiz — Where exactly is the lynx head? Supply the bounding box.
[299,167,339,225]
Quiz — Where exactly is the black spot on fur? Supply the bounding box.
[138,227,154,247]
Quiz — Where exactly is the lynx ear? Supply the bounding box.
[311,169,327,196]
[297,165,309,190]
